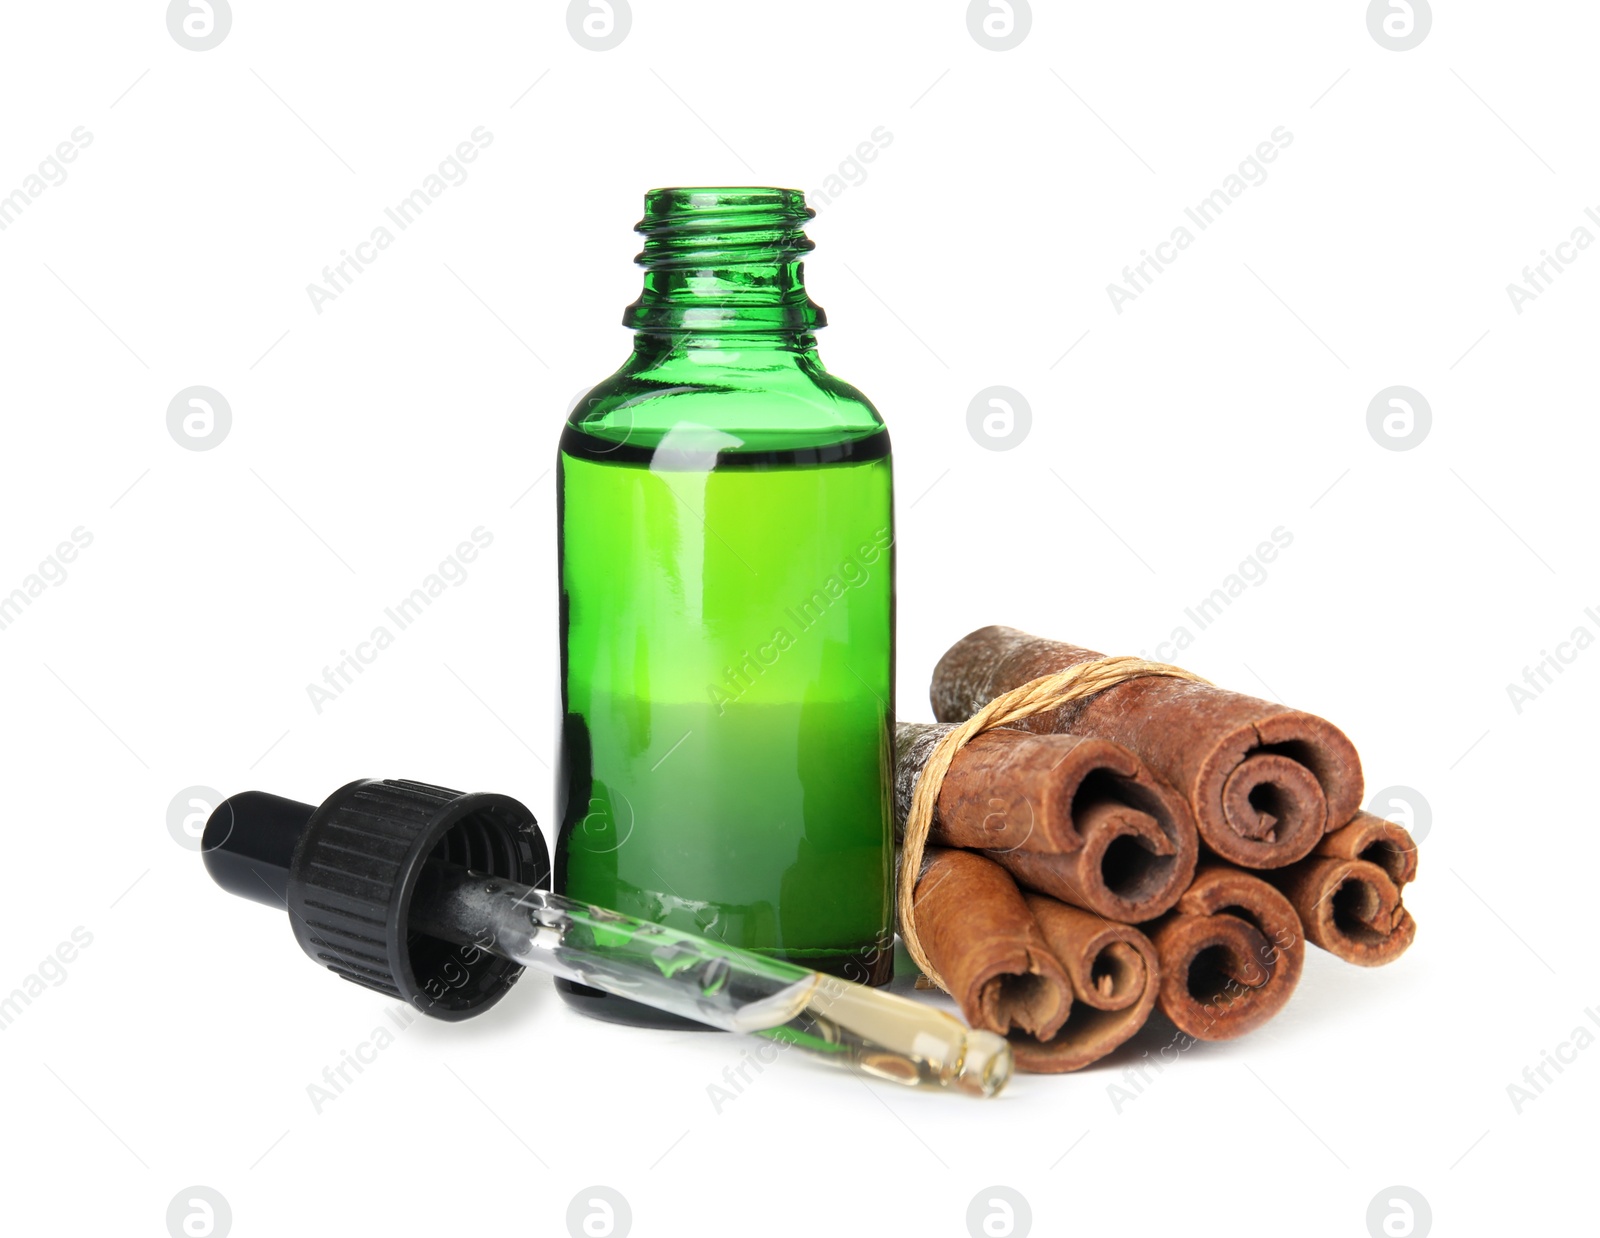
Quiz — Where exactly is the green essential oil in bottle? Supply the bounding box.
[556,188,895,1026]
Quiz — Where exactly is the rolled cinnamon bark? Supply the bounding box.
[908,848,1160,1072]
[1014,894,1160,1073]
[910,847,1074,1040]
[1147,864,1305,1040]
[1267,812,1418,966]
[895,721,1199,921]
[931,626,1363,869]
[1312,809,1419,885]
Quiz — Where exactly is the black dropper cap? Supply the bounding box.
[202,778,549,1020]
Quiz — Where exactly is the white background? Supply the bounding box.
[1,2,1594,1235]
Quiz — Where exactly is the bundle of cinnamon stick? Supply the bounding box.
[898,626,1419,1074]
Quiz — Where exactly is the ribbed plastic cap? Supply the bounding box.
[284,779,549,1019]
[205,778,549,1020]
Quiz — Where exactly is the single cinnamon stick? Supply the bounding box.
[1267,812,1418,966]
[908,848,1159,1072]
[910,847,1074,1040]
[895,721,1199,921]
[1013,894,1160,1073]
[1147,863,1305,1040]
[931,626,1363,869]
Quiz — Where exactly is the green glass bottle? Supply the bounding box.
[556,188,894,1026]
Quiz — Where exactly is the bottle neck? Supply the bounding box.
[622,188,826,354]
[626,330,822,369]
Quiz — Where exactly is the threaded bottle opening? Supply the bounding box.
[625,187,825,335]
[635,186,816,268]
